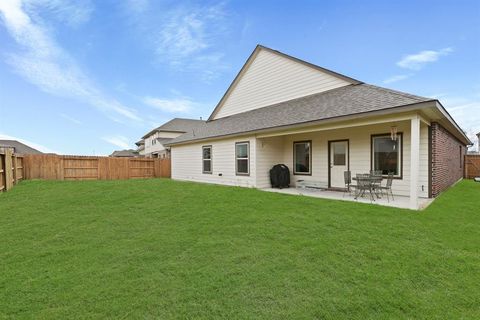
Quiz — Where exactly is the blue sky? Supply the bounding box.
[1,0,479,154]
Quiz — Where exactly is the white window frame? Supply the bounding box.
[235,141,250,176]
[293,141,312,175]
[371,133,403,178]
[202,145,212,174]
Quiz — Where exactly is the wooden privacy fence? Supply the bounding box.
[464,155,480,179]
[23,154,171,181]
[0,149,24,192]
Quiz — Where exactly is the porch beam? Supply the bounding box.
[256,113,420,139]
[409,115,421,209]
[418,114,430,126]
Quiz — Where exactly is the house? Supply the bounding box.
[468,132,480,154]
[0,140,43,155]
[477,132,480,153]
[109,149,140,157]
[135,140,146,157]
[166,45,471,209]
[141,118,205,158]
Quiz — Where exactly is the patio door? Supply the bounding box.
[329,140,349,188]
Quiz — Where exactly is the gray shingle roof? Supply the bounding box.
[110,149,139,157]
[167,84,433,145]
[0,140,43,154]
[158,118,205,131]
[156,138,173,145]
[142,118,205,139]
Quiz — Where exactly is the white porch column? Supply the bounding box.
[409,116,421,209]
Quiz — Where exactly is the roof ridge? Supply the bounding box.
[169,117,205,121]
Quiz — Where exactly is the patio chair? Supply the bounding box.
[370,170,383,177]
[370,170,383,196]
[378,172,394,202]
[343,171,356,197]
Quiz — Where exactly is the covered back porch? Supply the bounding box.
[255,112,430,209]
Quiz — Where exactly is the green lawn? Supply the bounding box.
[0,179,479,319]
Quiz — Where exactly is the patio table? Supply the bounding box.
[352,175,383,201]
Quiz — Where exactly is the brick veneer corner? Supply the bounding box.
[431,122,466,197]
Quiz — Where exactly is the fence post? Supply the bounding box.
[12,155,18,184]
[4,149,13,191]
[0,152,5,192]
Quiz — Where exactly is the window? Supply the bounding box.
[293,141,311,175]
[202,146,212,174]
[460,146,463,168]
[152,139,156,145]
[235,142,249,175]
[333,143,346,165]
[371,133,402,177]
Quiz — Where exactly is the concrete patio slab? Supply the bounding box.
[261,187,434,210]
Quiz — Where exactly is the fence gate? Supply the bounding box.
[64,157,99,180]
[0,149,24,192]
[465,155,480,179]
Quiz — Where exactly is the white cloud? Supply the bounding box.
[397,48,453,70]
[0,132,59,153]
[188,52,228,82]
[123,0,148,14]
[157,13,208,62]
[24,0,93,27]
[383,74,412,84]
[428,93,448,99]
[102,135,130,150]
[0,0,141,122]
[241,18,252,38]
[440,95,480,149]
[155,3,227,63]
[142,96,195,113]
[60,113,82,125]
[466,129,479,152]
[124,2,230,80]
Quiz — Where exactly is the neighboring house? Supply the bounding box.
[0,140,43,155]
[166,45,471,209]
[477,132,480,153]
[469,132,480,154]
[141,118,205,158]
[110,149,139,157]
[135,140,146,157]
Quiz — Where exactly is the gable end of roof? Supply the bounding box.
[207,44,363,121]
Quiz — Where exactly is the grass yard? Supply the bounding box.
[1,179,479,319]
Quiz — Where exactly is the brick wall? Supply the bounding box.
[431,122,466,197]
